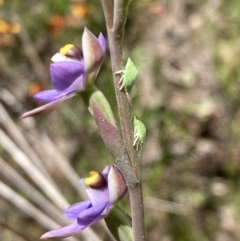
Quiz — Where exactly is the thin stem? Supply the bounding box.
[113,0,131,36]
[100,0,114,28]
[100,0,146,240]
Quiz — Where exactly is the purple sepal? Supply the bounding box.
[64,200,91,220]
[20,97,67,118]
[77,202,108,226]
[40,222,84,240]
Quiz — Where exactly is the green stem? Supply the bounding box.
[100,1,146,240]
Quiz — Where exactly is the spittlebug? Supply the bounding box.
[115,58,138,90]
[133,115,146,151]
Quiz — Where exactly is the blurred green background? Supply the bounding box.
[1,0,240,240]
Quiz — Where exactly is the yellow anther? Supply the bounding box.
[60,44,75,56]
[84,171,99,186]
[84,171,107,188]
[59,44,82,60]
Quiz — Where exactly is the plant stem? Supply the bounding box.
[100,1,146,240]
[100,0,113,28]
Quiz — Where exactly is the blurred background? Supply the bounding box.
[1,0,240,240]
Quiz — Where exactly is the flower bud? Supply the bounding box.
[90,90,123,159]
[82,27,105,83]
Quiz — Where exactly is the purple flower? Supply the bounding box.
[40,165,127,239]
[21,27,106,118]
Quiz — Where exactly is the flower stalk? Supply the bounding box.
[19,2,146,239]
[100,0,146,240]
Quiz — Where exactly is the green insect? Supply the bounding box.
[115,58,138,90]
[133,115,146,151]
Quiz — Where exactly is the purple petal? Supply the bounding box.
[64,75,85,93]
[64,201,91,220]
[86,187,109,207]
[50,61,84,91]
[21,97,66,118]
[83,182,109,206]
[77,202,108,226]
[40,222,84,239]
[51,52,83,63]
[34,89,65,102]
[98,33,107,53]
[102,166,110,179]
